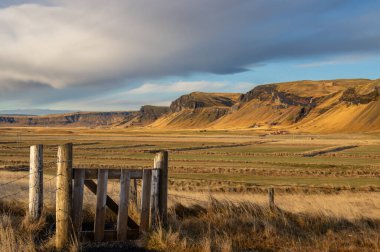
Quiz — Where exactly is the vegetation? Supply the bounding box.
[1,127,380,251]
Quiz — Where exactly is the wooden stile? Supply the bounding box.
[117,170,131,241]
[29,145,43,220]
[72,169,85,236]
[56,143,73,249]
[140,169,152,232]
[83,179,139,229]
[94,169,109,242]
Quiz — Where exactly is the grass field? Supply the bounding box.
[1,127,380,251]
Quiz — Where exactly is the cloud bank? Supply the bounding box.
[0,0,380,109]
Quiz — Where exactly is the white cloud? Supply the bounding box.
[0,0,378,90]
[1,0,380,109]
[297,54,373,68]
[128,81,227,94]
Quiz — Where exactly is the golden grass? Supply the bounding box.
[0,190,379,251]
[148,198,380,252]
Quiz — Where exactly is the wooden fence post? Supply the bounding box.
[29,145,43,220]
[268,188,275,210]
[94,169,109,242]
[130,179,138,209]
[117,170,130,241]
[56,143,73,250]
[140,169,152,232]
[72,169,85,237]
[150,169,159,227]
[154,151,168,226]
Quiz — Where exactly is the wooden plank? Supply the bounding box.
[150,169,160,227]
[94,169,108,242]
[84,180,139,229]
[80,229,140,242]
[72,169,85,236]
[130,178,138,209]
[29,144,43,220]
[117,170,130,241]
[56,143,73,250]
[154,151,169,226]
[74,168,143,180]
[140,169,152,232]
[84,180,119,214]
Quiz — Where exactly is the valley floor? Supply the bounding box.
[0,127,380,251]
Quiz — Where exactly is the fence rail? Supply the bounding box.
[0,143,169,249]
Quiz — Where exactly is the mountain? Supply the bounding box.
[149,92,240,128]
[1,78,380,133]
[0,106,169,128]
[0,109,75,116]
[150,78,380,133]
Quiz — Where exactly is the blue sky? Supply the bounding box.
[0,0,379,111]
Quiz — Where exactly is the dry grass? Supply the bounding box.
[148,198,380,252]
[0,200,78,252]
[0,192,379,251]
[1,128,380,251]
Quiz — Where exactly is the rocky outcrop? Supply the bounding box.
[170,92,238,112]
[139,105,170,124]
[340,87,378,105]
[239,85,315,106]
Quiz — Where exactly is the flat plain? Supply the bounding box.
[1,127,380,251]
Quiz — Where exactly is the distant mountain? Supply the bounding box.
[150,78,380,133]
[0,106,169,128]
[0,109,76,116]
[1,78,380,133]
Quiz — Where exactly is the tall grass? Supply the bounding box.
[148,198,380,251]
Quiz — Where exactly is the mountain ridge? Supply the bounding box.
[1,78,380,133]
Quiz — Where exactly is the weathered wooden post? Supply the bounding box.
[56,143,73,249]
[154,151,168,226]
[268,187,275,210]
[29,145,43,220]
[131,179,138,209]
[94,169,109,242]
[150,168,159,227]
[140,169,152,232]
[117,169,131,241]
[72,169,85,237]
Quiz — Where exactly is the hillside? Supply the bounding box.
[151,79,380,133]
[1,79,380,133]
[149,92,240,128]
[0,105,169,128]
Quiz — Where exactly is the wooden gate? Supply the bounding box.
[55,143,168,249]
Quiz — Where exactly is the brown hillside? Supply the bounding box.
[149,92,240,129]
[2,79,380,133]
[151,79,380,133]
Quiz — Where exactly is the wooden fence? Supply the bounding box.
[28,143,168,249]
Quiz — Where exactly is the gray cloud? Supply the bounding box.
[0,0,380,108]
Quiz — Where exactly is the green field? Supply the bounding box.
[1,127,380,194]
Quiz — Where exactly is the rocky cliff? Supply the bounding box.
[2,78,380,133]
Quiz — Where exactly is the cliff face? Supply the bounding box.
[0,112,138,127]
[340,87,378,105]
[151,78,380,132]
[139,105,170,124]
[239,85,314,106]
[170,92,239,112]
[149,92,241,129]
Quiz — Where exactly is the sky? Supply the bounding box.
[0,0,380,112]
